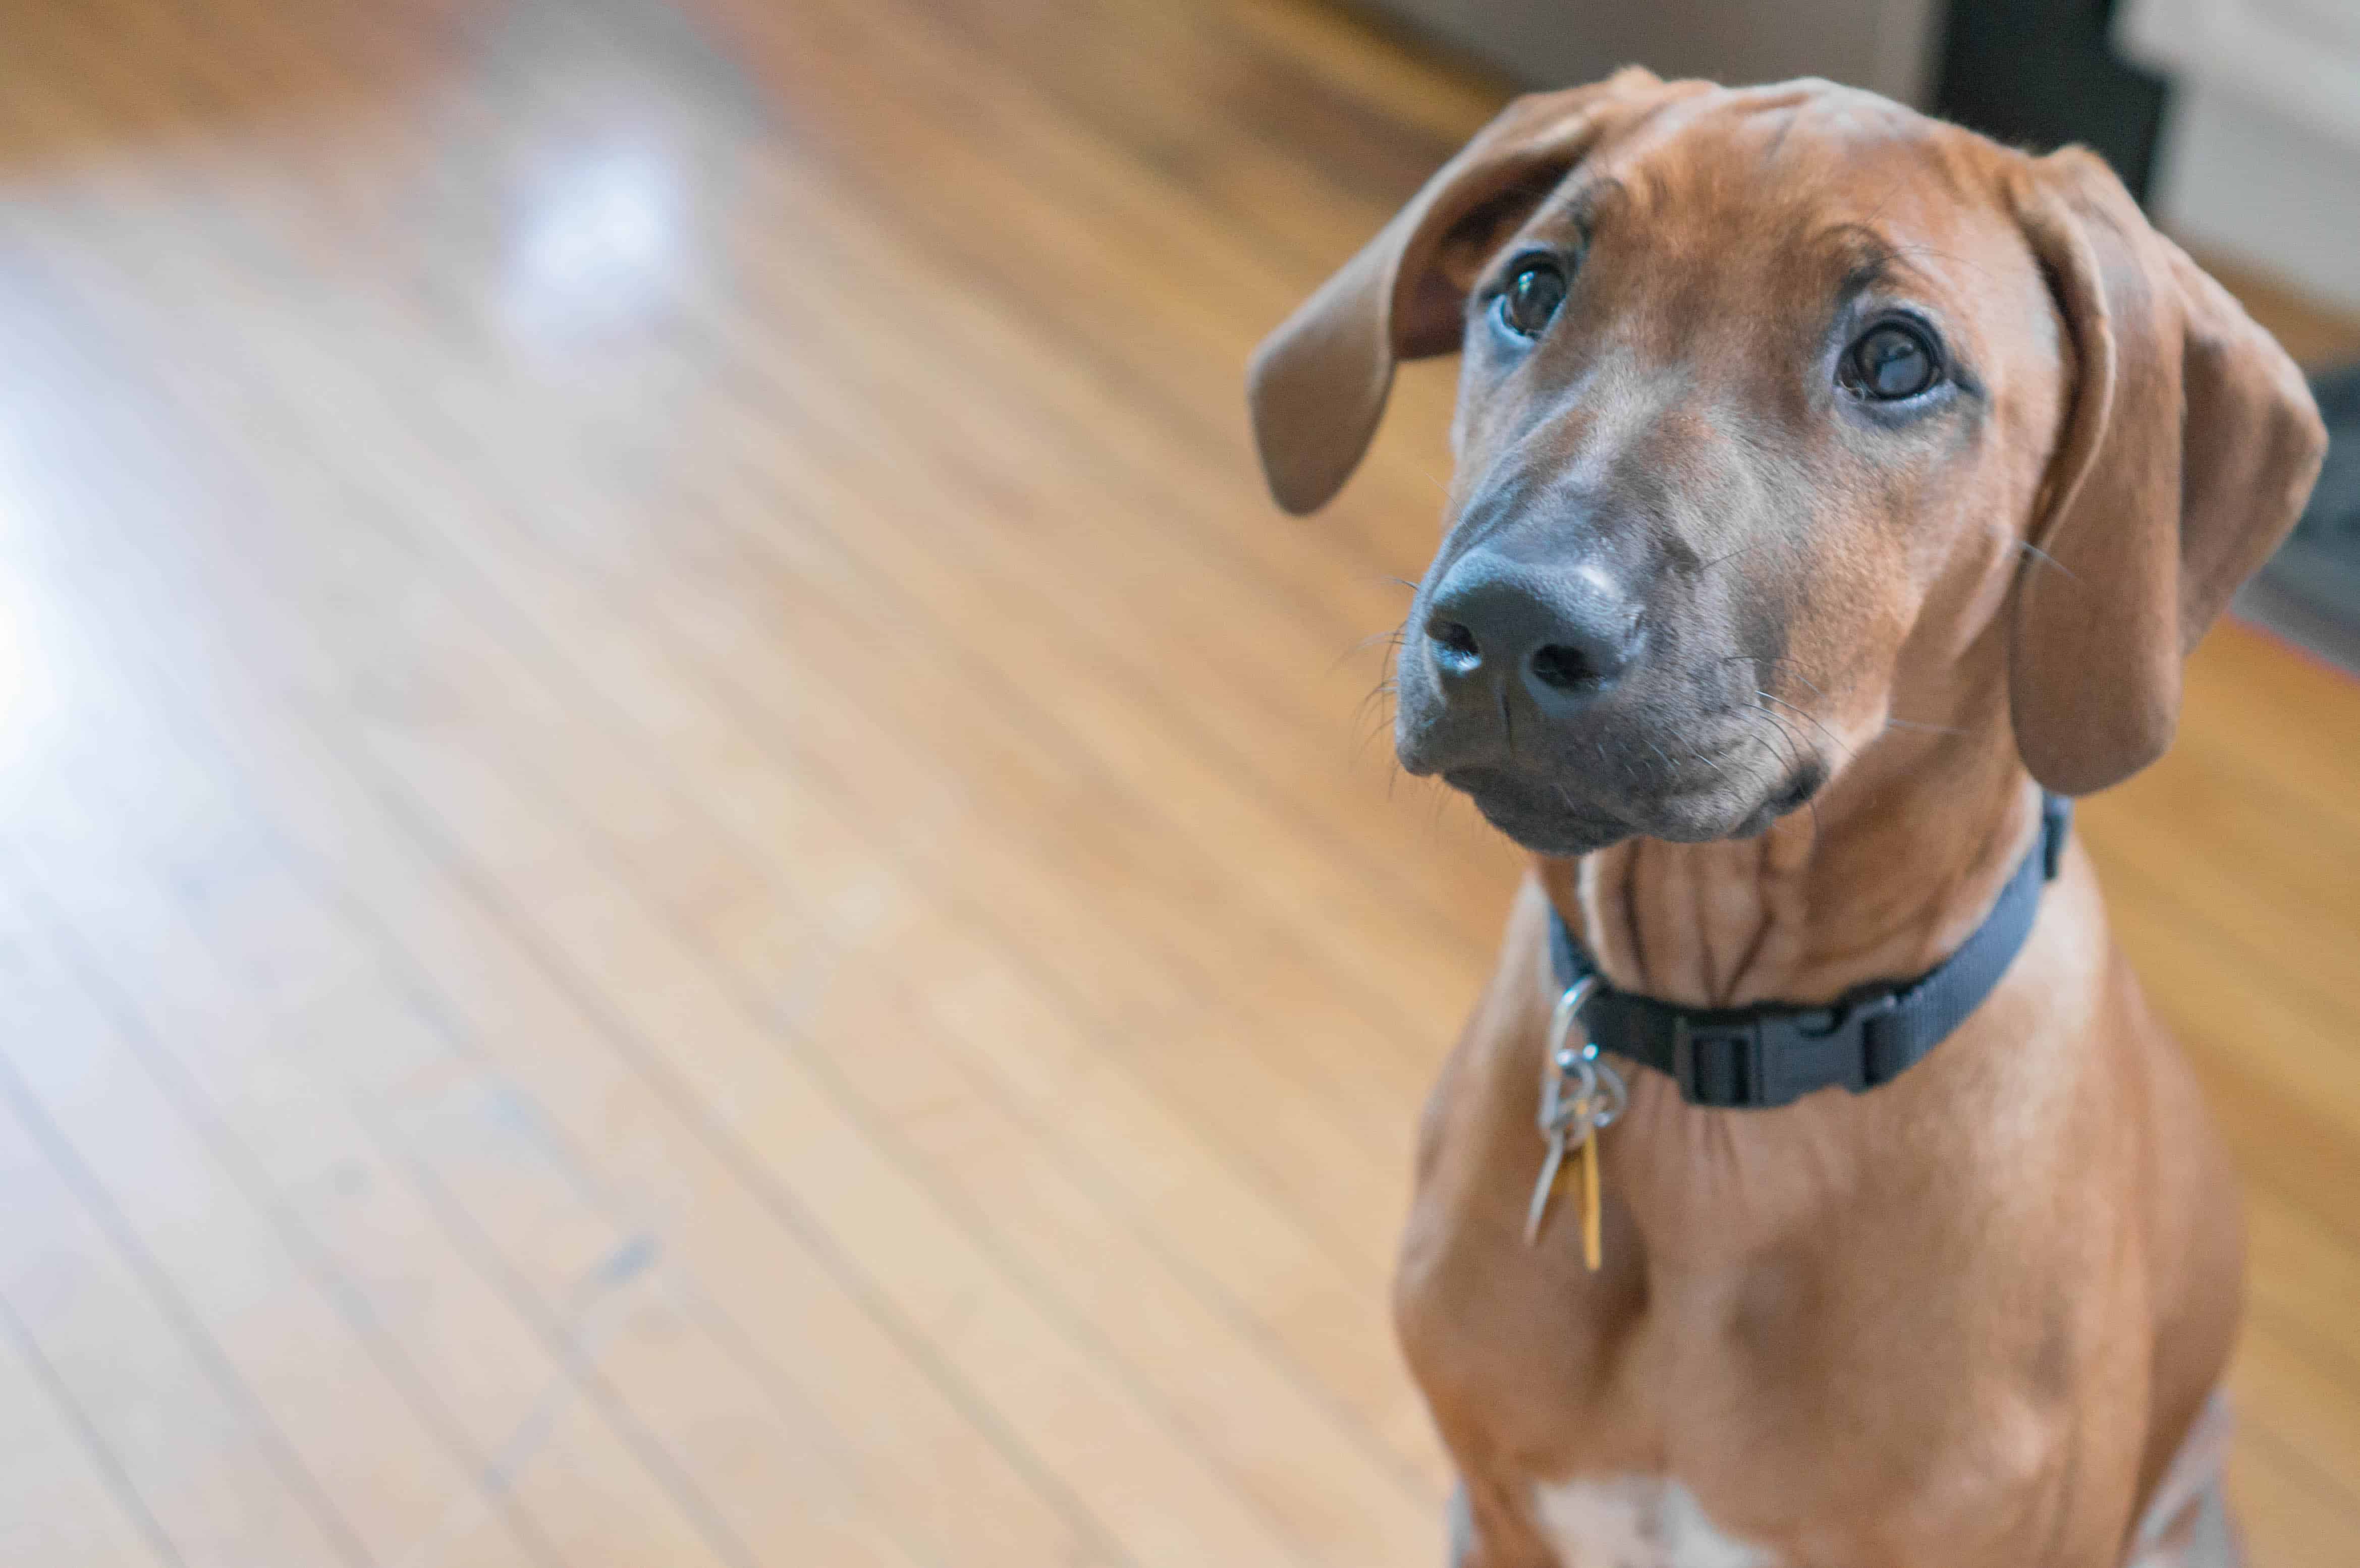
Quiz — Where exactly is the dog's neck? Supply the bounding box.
[1539,720,2042,1010]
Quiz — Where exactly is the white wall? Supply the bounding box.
[2154,85,2360,315]
[2121,0,2360,314]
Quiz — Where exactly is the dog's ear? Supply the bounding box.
[2006,147,2325,796]
[1246,68,1677,515]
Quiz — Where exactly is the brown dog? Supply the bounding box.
[1247,72,2324,1568]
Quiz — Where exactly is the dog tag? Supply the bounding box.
[1525,980,1625,1267]
[1578,1128,1602,1271]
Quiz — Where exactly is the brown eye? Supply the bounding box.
[1841,321,1941,400]
[1497,258,1568,338]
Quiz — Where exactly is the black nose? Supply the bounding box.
[1423,549,1639,707]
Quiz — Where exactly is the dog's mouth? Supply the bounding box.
[1445,768,1631,856]
[1445,752,1827,856]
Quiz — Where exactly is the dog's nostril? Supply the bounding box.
[1529,643,1599,691]
[1429,619,1481,667]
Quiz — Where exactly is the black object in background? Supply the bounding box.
[1936,0,2168,201]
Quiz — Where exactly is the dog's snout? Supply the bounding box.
[1424,550,1639,708]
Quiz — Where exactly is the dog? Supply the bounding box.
[1246,71,2324,1568]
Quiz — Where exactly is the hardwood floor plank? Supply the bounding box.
[0,1047,361,1568]
[0,868,553,1568]
[0,1302,178,1568]
[2231,1329,2360,1566]
[2228,1429,2358,1568]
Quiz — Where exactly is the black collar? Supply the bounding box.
[1546,794,2071,1109]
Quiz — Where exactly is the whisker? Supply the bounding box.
[1756,689,1855,765]
[1742,704,1826,835]
[1697,539,1768,574]
[1676,733,1727,785]
[2014,539,2079,583]
[1330,617,1413,676]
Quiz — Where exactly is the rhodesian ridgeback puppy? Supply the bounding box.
[1247,72,2324,1568]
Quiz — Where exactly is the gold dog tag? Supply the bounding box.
[1579,1130,1602,1271]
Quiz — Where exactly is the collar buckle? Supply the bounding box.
[1849,990,1908,1087]
[1671,991,1908,1107]
[1672,1015,1773,1107]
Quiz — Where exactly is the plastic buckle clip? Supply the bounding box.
[1672,1016,1763,1107]
[1850,990,1908,1089]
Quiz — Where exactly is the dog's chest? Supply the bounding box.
[1534,1476,1784,1568]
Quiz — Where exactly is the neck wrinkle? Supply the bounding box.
[1545,729,2040,1010]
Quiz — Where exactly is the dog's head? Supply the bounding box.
[1249,72,2323,857]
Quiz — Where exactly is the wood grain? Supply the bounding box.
[0,0,2350,1562]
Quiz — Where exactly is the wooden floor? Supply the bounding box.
[0,1,2353,1563]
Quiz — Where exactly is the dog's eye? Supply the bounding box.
[1497,258,1568,339]
[1841,321,1942,400]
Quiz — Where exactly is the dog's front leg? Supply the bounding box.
[1446,1471,1561,1568]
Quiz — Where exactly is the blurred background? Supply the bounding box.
[0,2,2349,1566]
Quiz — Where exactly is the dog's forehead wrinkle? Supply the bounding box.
[1820,222,1918,294]
[1576,206,1897,350]
[1535,176,1627,243]
[1616,95,1927,183]
[1582,102,1973,266]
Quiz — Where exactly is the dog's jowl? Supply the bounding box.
[1248,72,2323,1568]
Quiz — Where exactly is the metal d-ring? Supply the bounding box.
[1542,976,1626,1137]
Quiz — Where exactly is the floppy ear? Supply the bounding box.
[2006,147,2325,796]
[1245,67,1681,515]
